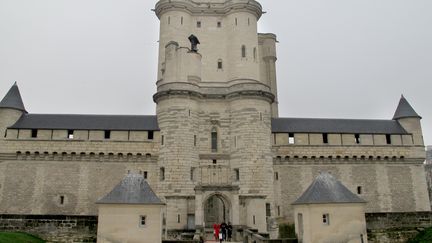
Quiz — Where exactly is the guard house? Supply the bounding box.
[292,172,368,243]
[96,173,165,243]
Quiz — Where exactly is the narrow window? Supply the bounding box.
[386,134,392,145]
[235,169,240,181]
[266,203,271,217]
[277,206,280,216]
[211,128,218,152]
[168,16,171,25]
[357,186,362,195]
[140,215,146,226]
[160,167,165,181]
[234,136,237,148]
[143,171,148,179]
[31,129,38,138]
[60,195,65,205]
[323,133,329,144]
[274,172,279,180]
[194,135,197,147]
[68,130,74,139]
[148,131,154,140]
[253,47,257,61]
[181,16,183,25]
[190,167,195,181]
[248,18,250,26]
[235,18,238,26]
[288,133,295,144]
[197,21,201,28]
[217,59,223,69]
[177,214,181,223]
[104,130,111,139]
[253,215,256,225]
[217,21,222,28]
[241,45,246,58]
[355,134,361,144]
[161,135,164,145]
[322,214,330,225]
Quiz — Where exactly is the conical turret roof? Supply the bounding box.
[0,82,26,112]
[292,172,365,205]
[393,95,421,120]
[97,173,164,205]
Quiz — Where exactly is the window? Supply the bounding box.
[161,135,164,145]
[217,21,222,28]
[190,167,195,181]
[104,130,111,139]
[253,47,257,61]
[59,195,65,205]
[277,206,280,216]
[139,215,146,227]
[31,129,38,138]
[288,133,295,144]
[386,134,392,145]
[235,169,240,181]
[357,186,362,195]
[211,128,218,152]
[235,18,238,26]
[194,135,197,147]
[241,45,246,58]
[323,133,328,144]
[355,134,360,144]
[217,59,223,69]
[322,214,330,225]
[177,214,181,223]
[213,159,217,164]
[148,131,154,140]
[197,21,201,28]
[248,18,250,26]
[266,203,271,217]
[160,167,165,181]
[168,16,170,25]
[253,215,256,225]
[67,130,74,139]
[181,17,183,25]
[274,172,279,180]
[143,171,148,179]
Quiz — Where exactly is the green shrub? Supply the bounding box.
[279,223,296,238]
[0,232,45,243]
[407,227,432,243]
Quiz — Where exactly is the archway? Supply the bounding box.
[204,194,230,227]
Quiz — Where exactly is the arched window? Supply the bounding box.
[211,128,218,152]
[217,59,223,69]
[241,45,246,58]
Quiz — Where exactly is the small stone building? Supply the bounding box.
[96,173,165,243]
[293,172,368,243]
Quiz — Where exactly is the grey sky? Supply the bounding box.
[0,0,431,145]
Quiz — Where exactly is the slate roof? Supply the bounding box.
[9,114,159,131]
[292,172,366,205]
[393,95,422,120]
[272,118,407,134]
[0,82,26,112]
[97,173,164,205]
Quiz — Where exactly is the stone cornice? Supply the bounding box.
[153,89,275,103]
[155,0,262,19]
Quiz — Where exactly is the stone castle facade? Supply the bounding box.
[0,0,429,239]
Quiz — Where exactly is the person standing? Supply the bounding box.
[220,222,227,241]
[213,223,220,241]
[227,222,233,241]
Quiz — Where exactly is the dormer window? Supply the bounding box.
[68,130,74,139]
[31,129,38,138]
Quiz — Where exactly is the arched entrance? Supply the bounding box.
[204,194,230,226]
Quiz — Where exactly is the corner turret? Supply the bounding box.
[0,82,26,138]
[393,95,424,145]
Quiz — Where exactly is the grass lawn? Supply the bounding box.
[407,227,432,243]
[0,232,45,243]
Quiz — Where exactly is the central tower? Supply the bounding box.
[153,0,278,233]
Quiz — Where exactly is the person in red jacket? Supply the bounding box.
[213,223,220,241]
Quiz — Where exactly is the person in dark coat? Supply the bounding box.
[220,222,228,241]
[227,222,233,241]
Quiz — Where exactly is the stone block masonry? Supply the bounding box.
[0,214,97,243]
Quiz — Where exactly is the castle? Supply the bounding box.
[0,0,430,241]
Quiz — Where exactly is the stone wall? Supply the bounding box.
[366,212,432,243]
[0,214,97,243]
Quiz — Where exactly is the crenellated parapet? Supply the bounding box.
[154,0,263,20]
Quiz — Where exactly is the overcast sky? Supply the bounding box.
[0,0,431,145]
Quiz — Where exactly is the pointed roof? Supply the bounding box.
[393,95,421,120]
[97,173,164,205]
[292,172,366,205]
[0,82,26,112]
